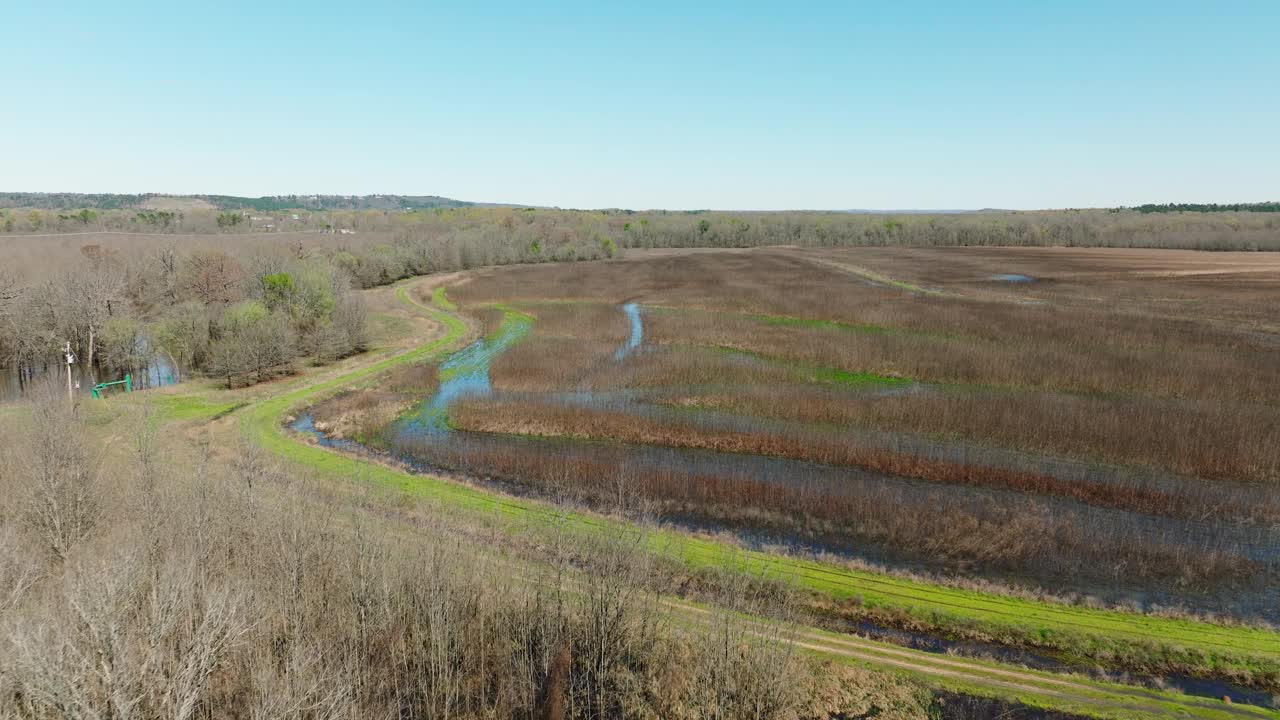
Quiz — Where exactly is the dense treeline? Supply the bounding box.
[0,206,324,234]
[0,214,627,386]
[2,203,1277,386]
[352,206,1280,258]
[3,204,1278,251]
[1133,201,1280,213]
[0,244,368,388]
[606,209,1280,251]
[6,191,1279,217]
[0,193,155,210]
[331,214,622,288]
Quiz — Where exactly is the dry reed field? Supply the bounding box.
[376,246,1280,613]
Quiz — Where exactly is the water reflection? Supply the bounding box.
[1,346,181,402]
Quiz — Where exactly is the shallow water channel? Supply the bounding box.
[614,302,642,359]
[394,311,534,434]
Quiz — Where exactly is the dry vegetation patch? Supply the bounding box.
[671,387,1280,490]
[452,249,1280,488]
[309,389,417,440]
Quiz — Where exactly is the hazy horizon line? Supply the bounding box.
[8,190,1279,214]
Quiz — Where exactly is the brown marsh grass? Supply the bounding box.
[452,249,1280,490]
[401,405,1255,588]
[644,306,1280,403]
[449,396,1275,524]
[387,246,1280,603]
[308,388,416,440]
[672,386,1280,489]
[491,336,621,392]
[382,359,443,394]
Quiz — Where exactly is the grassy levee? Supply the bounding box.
[225,276,1280,715]
[240,283,467,459]
[500,551,1275,720]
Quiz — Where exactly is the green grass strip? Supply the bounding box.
[154,394,246,421]
[825,261,944,295]
[749,312,966,341]
[239,282,467,461]
[710,345,912,388]
[432,285,457,311]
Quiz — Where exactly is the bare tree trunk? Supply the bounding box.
[537,641,571,720]
[86,323,95,383]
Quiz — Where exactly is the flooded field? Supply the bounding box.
[294,247,1280,620]
[1,354,179,402]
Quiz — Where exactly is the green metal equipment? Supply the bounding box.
[91,374,132,399]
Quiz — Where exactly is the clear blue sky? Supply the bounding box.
[2,1,1277,209]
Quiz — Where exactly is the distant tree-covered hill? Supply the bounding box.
[0,192,476,211]
[198,194,476,211]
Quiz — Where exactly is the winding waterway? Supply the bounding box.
[394,311,534,434]
[614,302,642,359]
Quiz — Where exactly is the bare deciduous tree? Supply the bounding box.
[19,387,100,561]
[59,258,126,375]
[179,250,243,305]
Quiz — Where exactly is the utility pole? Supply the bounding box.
[64,341,76,403]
